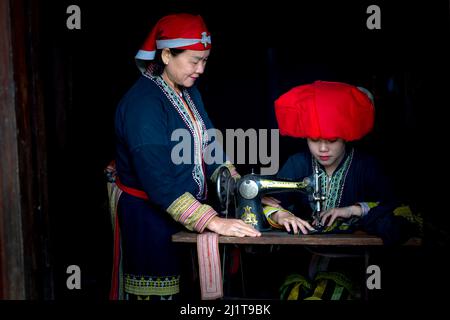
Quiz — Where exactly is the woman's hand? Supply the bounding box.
[272,210,315,235]
[206,216,261,237]
[319,205,362,226]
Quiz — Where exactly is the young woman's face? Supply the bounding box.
[307,138,346,170]
[164,49,210,88]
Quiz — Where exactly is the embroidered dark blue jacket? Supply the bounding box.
[115,75,221,210]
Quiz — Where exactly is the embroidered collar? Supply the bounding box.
[142,67,209,199]
[312,148,354,210]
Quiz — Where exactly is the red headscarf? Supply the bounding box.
[135,13,211,72]
[274,81,375,141]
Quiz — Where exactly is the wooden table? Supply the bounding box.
[172,230,422,300]
[172,230,422,246]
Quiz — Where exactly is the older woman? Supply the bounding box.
[111,13,260,300]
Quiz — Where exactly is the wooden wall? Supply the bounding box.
[0,0,52,299]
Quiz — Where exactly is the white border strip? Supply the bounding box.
[135,49,156,60]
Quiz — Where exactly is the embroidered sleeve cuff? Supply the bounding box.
[263,205,280,218]
[357,202,370,217]
[263,206,293,230]
[357,202,381,216]
[167,192,218,232]
[210,161,241,183]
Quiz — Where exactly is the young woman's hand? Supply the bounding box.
[319,205,362,226]
[272,210,315,235]
[206,216,261,237]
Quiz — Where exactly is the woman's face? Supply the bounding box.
[307,138,346,171]
[163,49,210,88]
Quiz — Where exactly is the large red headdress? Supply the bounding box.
[274,81,375,141]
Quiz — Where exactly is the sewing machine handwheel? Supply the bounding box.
[216,166,236,214]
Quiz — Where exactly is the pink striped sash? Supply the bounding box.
[197,232,223,300]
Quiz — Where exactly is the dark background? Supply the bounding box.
[37,0,450,300]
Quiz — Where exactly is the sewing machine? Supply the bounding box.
[216,166,326,232]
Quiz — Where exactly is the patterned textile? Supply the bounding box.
[305,271,359,300]
[393,204,423,236]
[280,270,359,300]
[197,232,223,300]
[105,161,124,300]
[124,274,180,296]
[167,192,217,232]
[280,274,313,300]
